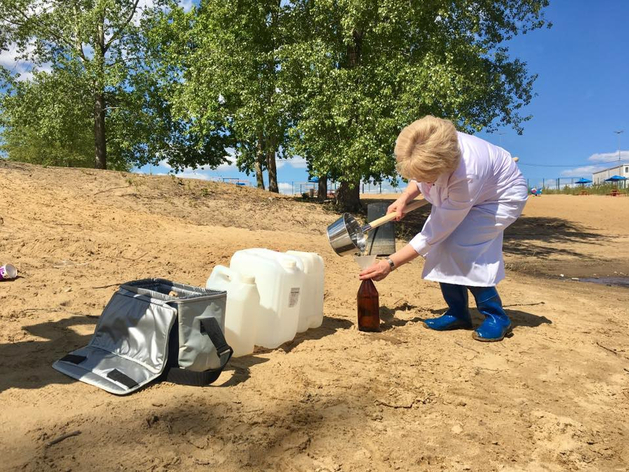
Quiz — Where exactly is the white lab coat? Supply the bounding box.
[409,132,528,287]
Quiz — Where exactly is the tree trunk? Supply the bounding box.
[336,180,361,212]
[255,138,265,189]
[267,148,279,193]
[348,29,363,68]
[93,18,107,170]
[317,176,328,201]
[266,134,278,193]
[334,31,363,210]
[93,91,107,169]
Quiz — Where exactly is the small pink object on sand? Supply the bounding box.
[0,264,17,280]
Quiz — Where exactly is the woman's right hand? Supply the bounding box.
[387,196,409,221]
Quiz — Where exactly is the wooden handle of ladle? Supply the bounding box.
[367,198,429,229]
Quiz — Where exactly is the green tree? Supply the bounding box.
[0,0,148,169]
[0,61,102,167]
[284,0,550,210]
[170,0,294,192]
[107,4,233,172]
[0,1,230,171]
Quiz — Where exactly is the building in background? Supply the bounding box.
[592,164,629,185]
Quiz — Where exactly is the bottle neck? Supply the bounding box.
[359,278,378,295]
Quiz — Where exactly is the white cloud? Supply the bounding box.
[560,165,608,178]
[560,150,629,177]
[157,159,172,169]
[180,0,195,12]
[278,182,293,194]
[0,42,35,81]
[83,44,95,60]
[0,40,51,81]
[285,156,308,169]
[587,150,629,163]
[176,171,209,180]
[133,0,158,26]
[152,148,237,175]
[216,147,238,171]
[0,43,22,68]
[138,0,158,8]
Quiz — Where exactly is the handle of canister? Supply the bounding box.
[367,198,429,229]
[207,265,231,289]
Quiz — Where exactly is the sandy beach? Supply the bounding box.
[1,160,628,471]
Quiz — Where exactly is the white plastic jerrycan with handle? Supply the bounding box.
[206,265,260,358]
[286,251,324,332]
[230,249,304,349]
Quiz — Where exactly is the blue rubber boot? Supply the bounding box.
[469,286,512,342]
[423,283,473,331]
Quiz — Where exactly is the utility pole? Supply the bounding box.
[614,130,624,164]
[497,132,505,148]
[614,130,624,189]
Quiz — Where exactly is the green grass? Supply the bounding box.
[541,184,628,196]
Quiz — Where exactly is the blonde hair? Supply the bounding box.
[394,116,461,182]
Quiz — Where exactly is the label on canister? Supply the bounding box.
[289,288,300,307]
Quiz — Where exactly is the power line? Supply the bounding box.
[519,161,629,168]
[518,163,582,167]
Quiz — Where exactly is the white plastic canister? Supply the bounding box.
[206,265,260,358]
[230,249,304,349]
[286,251,324,332]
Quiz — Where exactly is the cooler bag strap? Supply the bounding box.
[165,317,233,387]
[200,317,233,368]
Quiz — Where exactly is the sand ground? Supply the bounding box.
[1,161,628,471]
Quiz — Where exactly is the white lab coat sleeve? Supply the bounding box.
[409,174,483,256]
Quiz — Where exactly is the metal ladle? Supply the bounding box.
[327,199,428,256]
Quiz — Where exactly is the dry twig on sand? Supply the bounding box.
[92,283,122,289]
[455,341,480,354]
[46,430,81,447]
[595,342,618,355]
[92,186,129,196]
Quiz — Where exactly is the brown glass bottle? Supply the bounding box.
[357,279,380,332]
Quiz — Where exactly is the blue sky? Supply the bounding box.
[2,1,628,192]
[477,1,629,187]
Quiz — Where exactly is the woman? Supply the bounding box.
[359,116,528,342]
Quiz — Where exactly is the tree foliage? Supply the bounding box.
[0,0,230,171]
[0,0,148,169]
[282,0,549,209]
[0,0,550,209]
[168,0,295,192]
[0,61,99,167]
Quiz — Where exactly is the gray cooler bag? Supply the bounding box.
[53,279,233,395]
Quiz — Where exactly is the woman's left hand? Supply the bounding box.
[359,260,391,281]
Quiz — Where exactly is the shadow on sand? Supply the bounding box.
[258,315,354,355]
[0,312,353,393]
[0,314,99,393]
[378,301,551,333]
[359,197,605,260]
